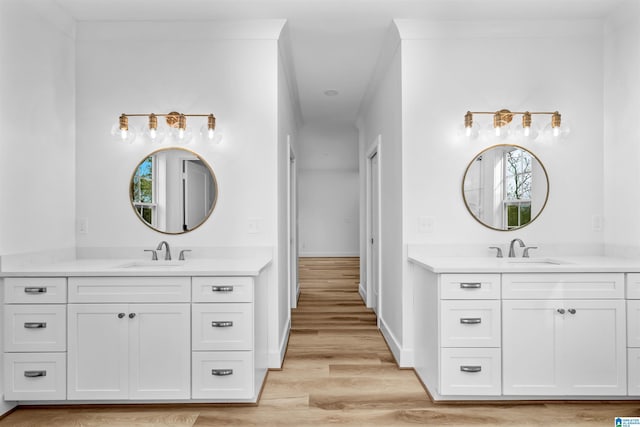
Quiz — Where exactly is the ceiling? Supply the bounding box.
[53,0,625,128]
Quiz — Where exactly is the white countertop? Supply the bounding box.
[0,257,272,277]
[408,254,640,274]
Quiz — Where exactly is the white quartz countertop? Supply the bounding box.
[0,257,272,277]
[408,254,640,274]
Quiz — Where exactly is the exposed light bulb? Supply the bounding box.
[495,126,501,137]
[523,126,531,137]
[553,126,561,137]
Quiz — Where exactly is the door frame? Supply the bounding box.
[287,136,299,308]
[365,136,381,315]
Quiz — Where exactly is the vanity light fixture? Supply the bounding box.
[112,112,217,144]
[463,109,565,140]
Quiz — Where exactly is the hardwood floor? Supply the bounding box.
[2,256,640,426]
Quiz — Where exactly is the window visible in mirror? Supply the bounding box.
[131,156,156,226]
[504,148,532,229]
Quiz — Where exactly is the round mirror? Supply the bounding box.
[130,147,218,234]
[462,144,549,231]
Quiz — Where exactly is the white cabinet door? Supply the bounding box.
[561,300,626,395]
[67,304,129,400]
[129,304,190,400]
[503,299,626,396]
[503,300,562,395]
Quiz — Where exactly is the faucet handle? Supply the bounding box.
[179,250,192,261]
[522,246,538,258]
[489,246,503,258]
[144,249,158,261]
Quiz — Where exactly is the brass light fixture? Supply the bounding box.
[112,111,217,144]
[464,109,565,140]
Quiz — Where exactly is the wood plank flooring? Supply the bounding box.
[2,256,640,426]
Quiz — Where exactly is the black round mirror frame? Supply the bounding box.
[129,147,218,235]
[461,144,550,232]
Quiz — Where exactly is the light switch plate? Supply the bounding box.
[78,218,89,234]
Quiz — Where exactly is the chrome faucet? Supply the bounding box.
[508,238,525,258]
[156,241,172,261]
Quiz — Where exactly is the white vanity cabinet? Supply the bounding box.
[3,278,68,401]
[66,277,191,400]
[502,273,627,396]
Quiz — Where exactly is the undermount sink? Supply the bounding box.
[117,260,187,269]
[502,258,565,265]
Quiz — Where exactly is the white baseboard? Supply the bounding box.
[269,317,291,368]
[299,251,359,257]
[358,282,367,305]
[379,317,413,368]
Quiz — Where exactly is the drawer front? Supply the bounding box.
[5,278,67,304]
[440,274,500,300]
[628,300,640,347]
[192,304,253,351]
[440,300,500,348]
[4,305,66,352]
[440,348,501,396]
[192,351,254,399]
[628,273,640,299]
[629,348,640,396]
[502,273,624,299]
[68,277,191,303]
[192,277,254,303]
[4,352,66,400]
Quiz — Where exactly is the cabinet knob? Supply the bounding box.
[557,308,565,314]
[568,308,576,314]
[118,313,126,319]
[129,313,136,319]
[211,369,234,376]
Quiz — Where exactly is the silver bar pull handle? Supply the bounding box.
[460,366,482,373]
[211,369,233,376]
[460,318,482,325]
[24,287,47,294]
[24,370,47,378]
[459,283,481,289]
[211,321,234,328]
[211,285,234,292]
[24,322,47,329]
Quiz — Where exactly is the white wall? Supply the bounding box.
[0,0,76,257]
[0,0,76,413]
[357,25,405,362]
[74,20,288,367]
[298,124,359,256]
[604,1,640,256]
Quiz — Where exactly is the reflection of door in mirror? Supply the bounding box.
[183,160,215,231]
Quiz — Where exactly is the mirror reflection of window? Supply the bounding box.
[131,156,156,226]
[504,148,532,229]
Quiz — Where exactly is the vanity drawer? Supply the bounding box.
[4,305,66,352]
[440,300,500,348]
[192,351,254,399]
[440,274,500,300]
[502,273,624,299]
[628,300,640,347]
[440,348,501,396]
[68,277,191,303]
[627,273,640,299]
[4,352,66,400]
[192,303,253,351]
[4,278,67,304]
[192,277,254,303]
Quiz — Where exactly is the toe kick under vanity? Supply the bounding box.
[409,254,640,401]
[0,257,270,406]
